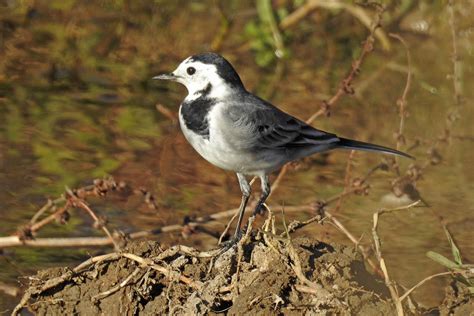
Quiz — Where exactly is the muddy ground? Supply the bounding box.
[15,236,472,315]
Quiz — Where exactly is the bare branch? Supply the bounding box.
[371,201,421,316]
[388,33,412,176]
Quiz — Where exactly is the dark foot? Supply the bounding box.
[219,229,243,251]
[254,203,266,215]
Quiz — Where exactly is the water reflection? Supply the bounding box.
[1,0,473,311]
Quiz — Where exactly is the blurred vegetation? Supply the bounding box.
[0,0,340,193]
[1,0,169,193]
[1,1,472,214]
[427,227,474,294]
[0,0,473,311]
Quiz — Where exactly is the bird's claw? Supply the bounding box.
[254,203,266,215]
[219,229,243,251]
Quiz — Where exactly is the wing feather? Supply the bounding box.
[225,95,340,151]
[223,93,411,161]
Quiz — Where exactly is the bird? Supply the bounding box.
[153,52,412,243]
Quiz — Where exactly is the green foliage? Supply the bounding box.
[0,0,167,194]
[4,103,24,142]
[116,107,160,139]
[426,251,461,270]
[2,87,163,193]
[48,0,76,11]
[244,20,276,67]
[244,0,290,67]
[427,227,474,294]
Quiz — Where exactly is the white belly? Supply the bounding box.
[179,105,266,175]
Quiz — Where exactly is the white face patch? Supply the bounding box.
[171,58,232,101]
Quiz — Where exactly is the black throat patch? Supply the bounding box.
[181,84,216,139]
[193,83,212,97]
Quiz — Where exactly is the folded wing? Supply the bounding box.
[225,94,412,160]
[226,95,340,157]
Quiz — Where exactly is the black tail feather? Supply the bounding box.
[337,137,414,159]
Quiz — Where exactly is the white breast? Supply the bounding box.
[179,103,263,175]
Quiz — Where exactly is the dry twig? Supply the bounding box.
[12,248,204,315]
[121,253,202,289]
[334,150,356,213]
[388,33,412,176]
[399,272,453,302]
[210,0,233,52]
[448,0,463,105]
[371,200,421,316]
[0,282,20,297]
[66,190,120,251]
[416,0,463,173]
[91,267,142,302]
[279,0,390,51]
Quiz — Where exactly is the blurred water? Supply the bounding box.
[1,0,473,311]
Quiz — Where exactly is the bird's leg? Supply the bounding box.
[234,173,251,239]
[254,174,271,216]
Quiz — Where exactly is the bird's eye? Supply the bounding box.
[187,67,196,75]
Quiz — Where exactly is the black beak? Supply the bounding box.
[152,73,178,81]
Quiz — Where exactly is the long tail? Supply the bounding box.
[337,137,414,159]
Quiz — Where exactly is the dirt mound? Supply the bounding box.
[18,236,397,315]
[438,280,474,316]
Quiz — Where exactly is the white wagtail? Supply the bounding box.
[154,52,412,241]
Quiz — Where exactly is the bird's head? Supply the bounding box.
[153,52,245,100]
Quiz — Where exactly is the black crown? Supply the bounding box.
[189,52,244,88]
